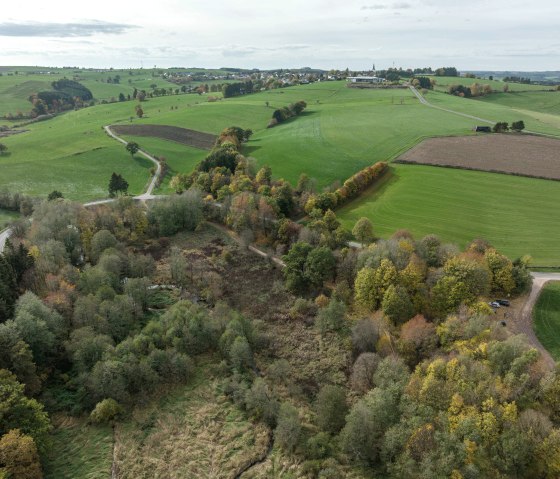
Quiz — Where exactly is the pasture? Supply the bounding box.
[337,164,560,266]
[119,134,207,193]
[426,90,560,137]
[533,281,560,361]
[432,76,552,93]
[476,91,560,115]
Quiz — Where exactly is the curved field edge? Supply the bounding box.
[337,164,560,266]
[533,281,560,361]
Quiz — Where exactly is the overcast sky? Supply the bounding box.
[0,0,558,71]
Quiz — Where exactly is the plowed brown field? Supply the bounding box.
[111,124,216,150]
[396,134,560,180]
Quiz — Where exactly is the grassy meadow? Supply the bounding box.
[120,134,208,193]
[0,80,476,199]
[114,365,269,479]
[43,416,113,479]
[337,164,560,266]
[533,281,560,360]
[2,76,560,263]
[432,75,553,93]
[0,208,20,229]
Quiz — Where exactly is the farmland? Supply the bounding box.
[397,134,560,180]
[432,75,552,93]
[1,77,560,263]
[425,89,560,136]
[337,164,560,266]
[0,66,234,118]
[0,80,478,199]
[533,281,560,361]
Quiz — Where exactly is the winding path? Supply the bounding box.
[103,125,161,198]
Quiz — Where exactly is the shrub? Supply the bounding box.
[90,398,123,423]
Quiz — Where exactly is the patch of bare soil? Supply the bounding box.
[397,134,560,180]
[111,124,216,150]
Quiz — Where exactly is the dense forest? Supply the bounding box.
[1,127,559,478]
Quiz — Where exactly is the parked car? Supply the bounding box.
[496,299,510,307]
[489,301,501,308]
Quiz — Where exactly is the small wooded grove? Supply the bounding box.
[268,100,307,127]
[1,126,560,478]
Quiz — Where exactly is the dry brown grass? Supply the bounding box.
[397,134,560,180]
[114,377,269,479]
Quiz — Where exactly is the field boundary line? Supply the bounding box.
[410,86,560,139]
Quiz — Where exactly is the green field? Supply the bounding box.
[115,82,478,188]
[338,164,560,266]
[120,134,208,193]
[475,91,560,118]
[432,76,552,93]
[43,417,113,479]
[424,89,560,137]
[0,208,20,228]
[533,281,560,360]
[0,81,477,199]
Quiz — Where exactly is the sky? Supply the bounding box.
[0,0,558,71]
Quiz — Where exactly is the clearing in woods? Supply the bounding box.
[396,134,560,180]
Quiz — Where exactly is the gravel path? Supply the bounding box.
[508,273,560,368]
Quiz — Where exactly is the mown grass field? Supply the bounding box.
[0,67,204,117]
[43,416,113,479]
[476,90,560,116]
[0,81,476,199]
[432,76,552,93]
[0,208,20,229]
[533,281,560,360]
[118,82,478,188]
[120,134,207,193]
[426,89,560,136]
[337,164,560,266]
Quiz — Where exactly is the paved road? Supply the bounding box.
[409,85,560,139]
[0,228,11,253]
[103,125,161,196]
[511,272,560,368]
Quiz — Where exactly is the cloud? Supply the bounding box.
[361,2,412,10]
[0,20,137,37]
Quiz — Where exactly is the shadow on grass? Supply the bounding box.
[132,155,155,169]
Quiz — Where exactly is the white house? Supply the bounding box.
[347,76,384,84]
